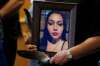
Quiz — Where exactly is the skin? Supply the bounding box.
[0,0,23,17]
[46,12,69,52]
[47,13,64,41]
[50,36,100,65]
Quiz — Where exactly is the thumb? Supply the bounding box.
[49,56,56,64]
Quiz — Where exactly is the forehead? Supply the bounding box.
[48,13,63,20]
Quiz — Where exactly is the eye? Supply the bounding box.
[57,21,63,26]
[48,20,54,25]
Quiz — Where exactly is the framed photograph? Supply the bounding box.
[32,1,77,55]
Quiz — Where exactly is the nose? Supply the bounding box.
[53,24,57,31]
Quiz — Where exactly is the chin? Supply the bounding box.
[52,36,60,40]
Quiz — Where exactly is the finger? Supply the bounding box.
[53,55,62,64]
[27,45,37,49]
[54,57,62,64]
[50,51,63,64]
[54,53,66,64]
[26,45,37,51]
[50,57,55,64]
[59,57,67,65]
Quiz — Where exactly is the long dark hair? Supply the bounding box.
[39,10,67,51]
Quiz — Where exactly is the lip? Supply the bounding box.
[52,32,59,36]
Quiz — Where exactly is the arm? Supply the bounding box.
[0,0,23,17]
[69,36,100,59]
[50,36,100,64]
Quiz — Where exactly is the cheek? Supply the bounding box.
[58,27,64,35]
[47,25,53,33]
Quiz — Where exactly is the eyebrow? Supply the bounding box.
[57,20,63,23]
[48,20,54,22]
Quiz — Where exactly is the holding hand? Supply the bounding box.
[25,36,37,52]
[50,50,72,65]
[25,44,37,52]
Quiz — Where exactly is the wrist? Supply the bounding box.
[66,50,73,61]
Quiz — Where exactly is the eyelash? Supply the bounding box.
[48,22,63,26]
[48,22,53,25]
[58,23,63,26]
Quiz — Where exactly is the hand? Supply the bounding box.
[50,50,68,65]
[25,36,37,52]
[25,44,37,52]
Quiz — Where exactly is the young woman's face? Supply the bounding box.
[47,13,64,40]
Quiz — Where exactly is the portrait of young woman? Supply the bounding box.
[38,10,70,53]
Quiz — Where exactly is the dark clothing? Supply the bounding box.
[0,18,9,66]
[0,0,21,66]
[0,0,10,66]
[2,10,21,66]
